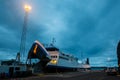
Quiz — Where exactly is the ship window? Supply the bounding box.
[66,55,69,57]
[51,56,57,58]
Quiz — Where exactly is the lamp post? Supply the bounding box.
[117,41,120,74]
[18,5,32,63]
[107,57,110,67]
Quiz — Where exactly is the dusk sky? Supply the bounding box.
[0,0,120,67]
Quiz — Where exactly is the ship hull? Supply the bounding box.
[44,65,78,73]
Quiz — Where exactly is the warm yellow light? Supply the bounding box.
[50,60,57,64]
[33,45,38,54]
[24,5,32,12]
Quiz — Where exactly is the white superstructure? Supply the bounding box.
[46,46,81,69]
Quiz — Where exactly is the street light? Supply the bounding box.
[18,4,32,63]
[24,5,32,12]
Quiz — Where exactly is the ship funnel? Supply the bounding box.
[86,58,90,65]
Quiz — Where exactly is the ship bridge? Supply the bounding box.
[26,40,51,72]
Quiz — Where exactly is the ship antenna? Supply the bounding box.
[50,38,56,46]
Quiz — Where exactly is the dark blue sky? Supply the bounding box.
[0,0,120,67]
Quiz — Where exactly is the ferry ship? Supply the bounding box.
[27,40,90,72]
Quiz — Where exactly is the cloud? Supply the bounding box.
[0,0,120,66]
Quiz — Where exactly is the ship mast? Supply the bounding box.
[50,38,56,46]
